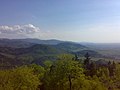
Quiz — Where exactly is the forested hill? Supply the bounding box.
[1,38,120,67]
[0,42,87,55]
[19,38,64,45]
[1,39,120,90]
[0,38,64,48]
[0,38,34,48]
[0,39,104,66]
[55,42,87,52]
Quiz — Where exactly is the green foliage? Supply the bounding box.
[1,54,120,90]
[43,54,107,90]
[29,64,45,81]
[0,66,40,90]
[43,60,53,69]
[44,55,84,90]
[73,76,107,90]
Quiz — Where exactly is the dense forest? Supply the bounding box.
[0,53,120,90]
[0,39,120,90]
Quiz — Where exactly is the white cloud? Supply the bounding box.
[0,24,40,34]
[1,23,120,43]
[0,24,55,39]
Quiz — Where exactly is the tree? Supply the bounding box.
[0,66,40,90]
[108,61,116,77]
[89,62,97,77]
[44,55,84,90]
[73,54,79,61]
[84,52,91,70]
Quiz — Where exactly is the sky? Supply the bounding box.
[0,0,120,43]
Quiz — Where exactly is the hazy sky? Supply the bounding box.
[0,0,120,42]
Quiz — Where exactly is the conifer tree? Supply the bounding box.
[74,54,79,61]
[84,52,91,69]
[108,61,116,77]
[89,62,97,77]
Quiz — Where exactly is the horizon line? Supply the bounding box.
[1,37,120,44]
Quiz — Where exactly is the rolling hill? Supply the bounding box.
[19,38,64,45]
[0,39,89,66]
[55,42,88,52]
[0,38,34,48]
[0,38,113,67]
[74,50,103,58]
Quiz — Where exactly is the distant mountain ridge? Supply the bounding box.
[0,38,91,66]
[19,38,64,45]
[55,42,88,52]
[0,38,66,48]
[0,38,115,68]
[0,38,119,68]
[0,39,34,48]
